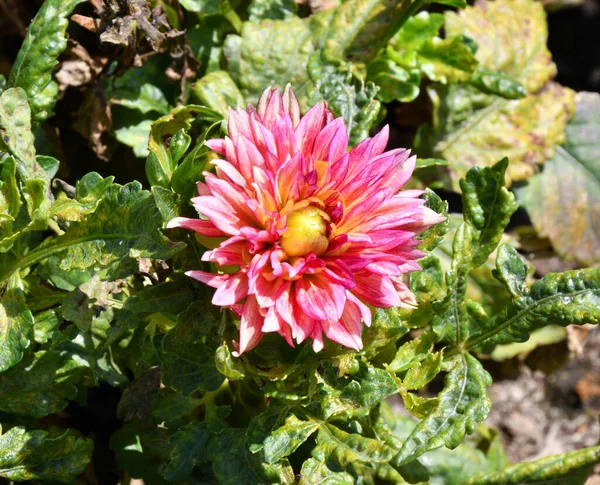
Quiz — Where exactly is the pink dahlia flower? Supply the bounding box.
[168,85,445,355]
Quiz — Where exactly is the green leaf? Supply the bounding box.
[164,418,225,481]
[402,350,444,390]
[0,350,85,417]
[114,119,153,158]
[314,362,398,420]
[417,189,449,252]
[367,57,420,104]
[0,157,21,234]
[1,182,183,285]
[158,309,224,395]
[467,244,600,349]
[0,273,33,372]
[0,427,92,482]
[147,105,221,187]
[248,0,298,22]
[262,414,319,464]
[396,354,492,465]
[515,91,600,265]
[460,158,519,268]
[215,341,245,380]
[310,0,413,63]
[468,67,527,100]
[308,55,381,145]
[0,88,45,182]
[313,422,395,468]
[207,428,296,484]
[415,0,576,189]
[110,83,169,115]
[299,458,354,484]
[179,0,233,14]
[191,71,246,117]
[388,331,436,373]
[7,0,87,123]
[467,444,600,485]
[223,17,314,106]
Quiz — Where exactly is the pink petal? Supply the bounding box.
[212,272,249,306]
[352,271,402,308]
[295,275,346,321]
[166,217,227,237]
[186,270,230,288]
[236,295,264,355]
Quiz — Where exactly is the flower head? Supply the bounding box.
[168,85,445,355]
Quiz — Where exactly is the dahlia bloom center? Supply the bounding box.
[167,84,445,355]
[281,206,330,258]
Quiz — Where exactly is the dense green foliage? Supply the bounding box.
[0,0,599,483]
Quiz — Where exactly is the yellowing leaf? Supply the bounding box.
[415,0,576,189]
[444,0,555,93]
[515,92,600,265]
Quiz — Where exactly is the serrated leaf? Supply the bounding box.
[467,244,600,349]
[158,308,224,395]
[0,427,92,482]
[313,422,395,468]
[467,444,600,485]
[0,350,85,417]
[207,428,296,484]
[164,418,225,481]
[299,458,354,485]
[515,91,600,265]
[248,0,297,22]
[0,88,45,182]
[396,354,492,465]
[8,182,182,282]
[308,55,381,145]
[262,414,319,464]
[191,70,246,117]
[460,158,518,268]
[415,0,576,188]
[8,0,87,123]
[223,17,314,106]
[151,388,202,423]
[0,273,33,372]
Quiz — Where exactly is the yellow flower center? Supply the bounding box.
[281,206,330,257]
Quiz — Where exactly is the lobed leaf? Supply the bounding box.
[191,71,246,117]
[8,0,87,123]
[396,354,492,465]
[3,182,183,283]
[460,158,518,268]
[515,91,600,265]
[415,0,576,188]
[0,427,92,482]
[0,350,85,417]
[467,244,600,349]
[262,414,319,464]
